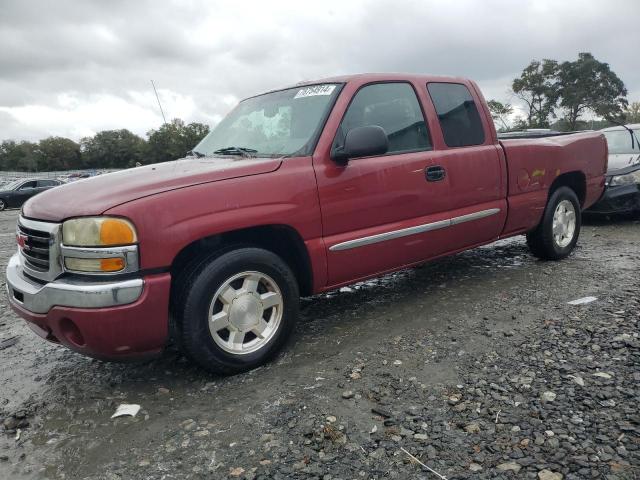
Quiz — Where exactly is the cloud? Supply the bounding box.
[1,0,638,141]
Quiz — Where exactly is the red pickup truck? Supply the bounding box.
[7,74,607,374]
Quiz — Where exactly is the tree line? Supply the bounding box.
[487,52,638,132]
[0,119,210,172]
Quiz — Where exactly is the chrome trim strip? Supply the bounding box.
[329,208,501,252]
[17,217,60,234]
[6,253,143,314]
[449,208,501,226]
[330,219,450,252]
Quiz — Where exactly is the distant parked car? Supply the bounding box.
[63,172,92,182]
[497,128,563,139]
[588,124,640,215]
[0,179,63,211]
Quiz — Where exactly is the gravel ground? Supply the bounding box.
[0,208,638,480]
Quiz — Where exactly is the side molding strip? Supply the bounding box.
[329,208,501,252]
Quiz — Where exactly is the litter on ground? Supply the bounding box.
[567,296,597,305]
[111,404,141,419]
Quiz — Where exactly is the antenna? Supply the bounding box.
[150,79,167,125]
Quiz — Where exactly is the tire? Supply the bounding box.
[172,247,299,375]
[0,199,6,211]
[526,186,581,260]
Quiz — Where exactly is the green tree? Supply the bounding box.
[623,101,640,123]
[512,59,559,128]
[81,129,146,169]
[487,100,513,131]
[145,119,210,164]
[0,140,39,171]
[36,137,82,170]
[557,52,628,130]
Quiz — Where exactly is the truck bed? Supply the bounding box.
[499,131,607,236]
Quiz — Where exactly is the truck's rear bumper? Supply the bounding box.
[6,253,171,360]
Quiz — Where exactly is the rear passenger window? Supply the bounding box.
[427,83,485,147]
[335,82,431,155]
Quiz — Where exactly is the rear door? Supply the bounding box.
[37,179,59,191]
[313,81,452,286]
[424,82,507,250]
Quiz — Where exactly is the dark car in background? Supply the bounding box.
[588,124,640,215]
[0,179,63,211]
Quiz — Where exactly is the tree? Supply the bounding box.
[624,102,640,124]
[557,52,627,130]
[36,137,82,170]
[81,129,145,169]
[0,140,39,171]
[487,100,513,131]
[512,59,559,128]
[145,119,210,164]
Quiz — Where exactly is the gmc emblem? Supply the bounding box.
[16,233,28,250]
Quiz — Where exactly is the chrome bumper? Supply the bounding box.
[6,253,144,314]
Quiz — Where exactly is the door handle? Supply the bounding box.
[425,165,446,182]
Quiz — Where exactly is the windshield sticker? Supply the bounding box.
[294,84,336,99]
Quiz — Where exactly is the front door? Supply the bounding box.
[12,180,38,208]
[313,81,452,286]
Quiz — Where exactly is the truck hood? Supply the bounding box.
[607,153,640,175]
[23,156,282,222]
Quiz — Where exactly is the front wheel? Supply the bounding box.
[173,247,299,375]
[0,199,6,211]
[526,186,581,260]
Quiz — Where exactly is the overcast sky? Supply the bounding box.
[1,0,639,142]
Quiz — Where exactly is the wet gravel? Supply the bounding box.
[0,208,639,479]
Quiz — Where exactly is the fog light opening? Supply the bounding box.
[59,318,86,347]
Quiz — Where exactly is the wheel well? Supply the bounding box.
[170,225,313,296]
[549,171,586,207]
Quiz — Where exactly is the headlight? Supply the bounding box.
[61,217,139,274]
[609,169,640,187]
[62,217,137,247]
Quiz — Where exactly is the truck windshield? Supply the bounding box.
[604,128,640,154]
[193,84,341,158]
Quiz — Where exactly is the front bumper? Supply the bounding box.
[6,252,171,360]
[6,253,143,314]
[587,183,640,215]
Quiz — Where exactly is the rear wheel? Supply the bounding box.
[0,199,6,211]
[526,186,581,260]
[173,247,299,374]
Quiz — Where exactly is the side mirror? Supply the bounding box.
[331,125,389,164]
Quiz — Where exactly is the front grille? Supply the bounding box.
[18,223,52,272]
[17,217,62,282]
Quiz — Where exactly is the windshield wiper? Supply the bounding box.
[212,146,258,157]
[186,150,205,158]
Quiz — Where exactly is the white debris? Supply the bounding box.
[568,375,585,387]
[567,296,597,305]
[592,372,613,379]
[111,404,141,419]
[339,287,353,293]
[540,391,557,402]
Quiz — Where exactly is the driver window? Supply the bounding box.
[334,82,431,155]
[20,181,37,190]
